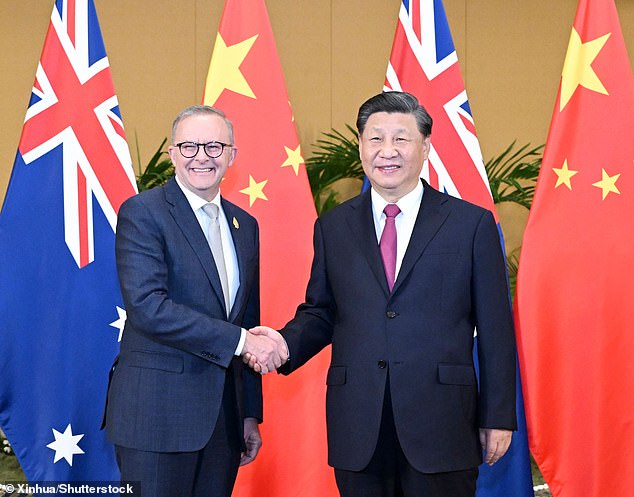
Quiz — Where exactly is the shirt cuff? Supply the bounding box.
[234,328,247,355]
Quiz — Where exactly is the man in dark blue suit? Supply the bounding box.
[248,92,517,497]
[105,105,287,497]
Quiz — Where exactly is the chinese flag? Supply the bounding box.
[514,1,634,496]
[202,1,337,496]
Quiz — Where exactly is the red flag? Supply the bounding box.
[514,1,634,496]
[202,1,337,496]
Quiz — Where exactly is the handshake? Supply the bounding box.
[241,326,288,374]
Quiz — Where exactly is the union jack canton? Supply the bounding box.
[385,0,494,214]
[20,0,136,267]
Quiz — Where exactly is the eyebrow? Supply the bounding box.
[366,126,410,134]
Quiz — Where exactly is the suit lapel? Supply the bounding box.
[392,181,449,294]
[221,198,253,322]
[164,179,227,313]
[346,191,391,296]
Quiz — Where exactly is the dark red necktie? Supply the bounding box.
[380,204,401,291]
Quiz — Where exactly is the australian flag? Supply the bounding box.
[0,0,136,480]
[384,1,534,496]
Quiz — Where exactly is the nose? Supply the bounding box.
[379,143,398,158]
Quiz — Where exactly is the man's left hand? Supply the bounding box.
[240,417,262,466]
[479,428,512,466]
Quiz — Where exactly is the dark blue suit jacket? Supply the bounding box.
[105,178,262,453]
[281,180,516,473]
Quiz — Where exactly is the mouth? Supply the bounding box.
[190,166,216,174]
[376,165,401,172]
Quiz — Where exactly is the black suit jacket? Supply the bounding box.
[105,178,262,452]
[280,180,516,473]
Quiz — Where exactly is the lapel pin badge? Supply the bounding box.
[233,217,239,229]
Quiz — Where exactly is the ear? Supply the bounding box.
[421,136,431,161]
[168,145,178,163]
[228,146,238,165]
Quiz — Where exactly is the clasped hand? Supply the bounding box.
[241,326,288,374]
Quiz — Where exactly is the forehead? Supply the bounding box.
[174,113,230,140]
[364,111,418,134]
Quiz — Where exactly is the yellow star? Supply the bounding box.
[281,145,305,175]
[553,159,578,190]
[592,169,621,200]
[240,175,268,207]
[203,32,258,106]
[560,28,610,111]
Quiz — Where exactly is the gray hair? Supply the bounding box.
[171,105,235,144]
[356,91,432,137]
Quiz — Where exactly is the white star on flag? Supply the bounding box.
[46,424,85,466]
[109,306,127,342]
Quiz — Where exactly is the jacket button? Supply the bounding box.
[377,360,387,369]
[386,310,397,318]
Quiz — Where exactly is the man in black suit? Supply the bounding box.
[105,105,287,497]
[248,92,517,497]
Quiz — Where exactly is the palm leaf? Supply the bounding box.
[135,137,174,192]
[305,125,363,214]
[485,141,543,209]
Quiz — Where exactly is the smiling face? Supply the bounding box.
[359,111,430,202]
[168,113,237,201]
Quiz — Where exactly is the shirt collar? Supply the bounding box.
[370,179,424,219]
[175,176,221,212]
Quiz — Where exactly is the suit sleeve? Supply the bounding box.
[115,196,241,369]
[471,210,517,430]
[280,218,336,373]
